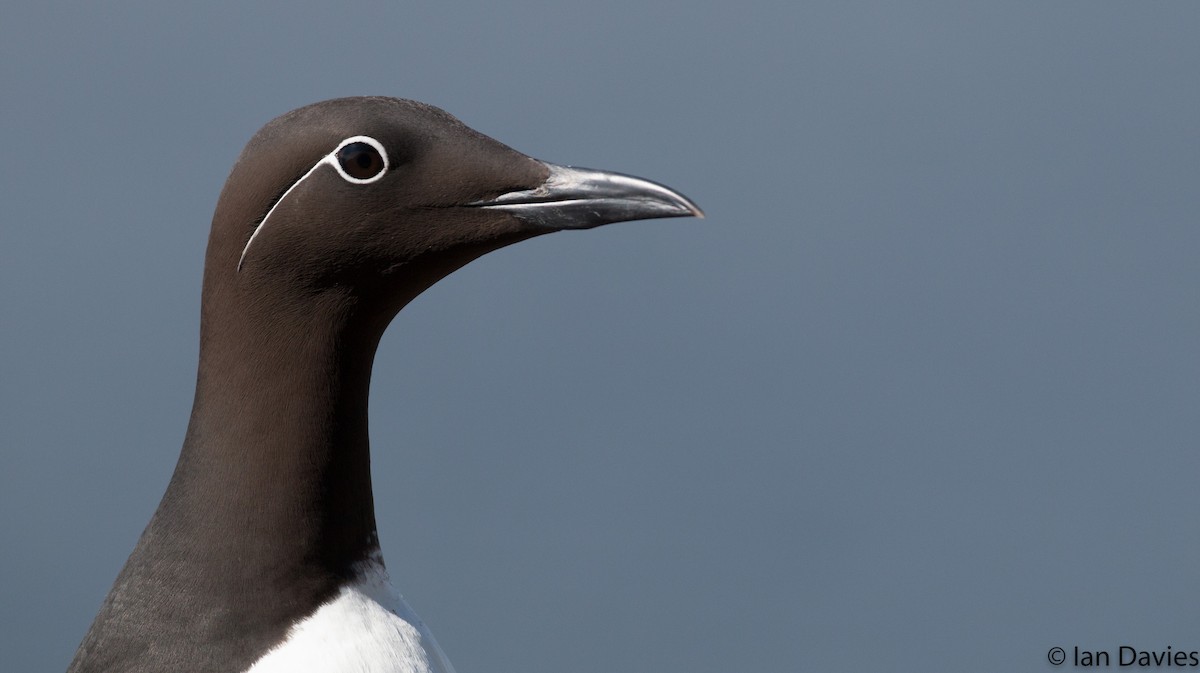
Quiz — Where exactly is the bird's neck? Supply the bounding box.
[158,288,387,583]
[69,290,397,673]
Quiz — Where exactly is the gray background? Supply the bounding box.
[3,2,1199,671]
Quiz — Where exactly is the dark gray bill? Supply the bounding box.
[471,162,703,230]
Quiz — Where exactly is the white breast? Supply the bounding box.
[244,561,457,673]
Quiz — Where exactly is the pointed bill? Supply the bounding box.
[471,162,703,230]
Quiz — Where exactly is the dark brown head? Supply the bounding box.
[205,96,701,330]
[67,97,701,673]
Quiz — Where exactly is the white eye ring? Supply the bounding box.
[329,135,389,184]
[237,134,390,270]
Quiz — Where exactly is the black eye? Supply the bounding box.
[336,141,386,181]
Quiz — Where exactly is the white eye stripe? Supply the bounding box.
[237,135,389,271]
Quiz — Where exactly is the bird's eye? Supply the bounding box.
[335,140,387,182]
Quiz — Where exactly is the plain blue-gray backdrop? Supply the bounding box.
[3,2,1199,671]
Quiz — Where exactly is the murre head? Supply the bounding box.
[66,97,701,673]
[207,97,701,323]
